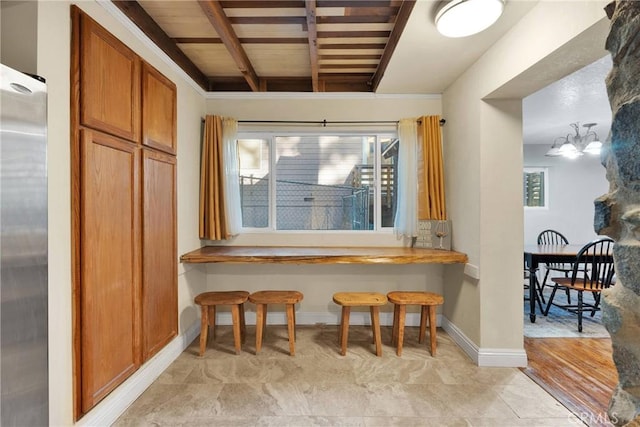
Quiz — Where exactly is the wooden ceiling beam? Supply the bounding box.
[318,1,393,7]
[369,0,416,92]
[198,0,261,91]
[175,37,308,44]
[220,0,305,8]
[318,30,390,38]
[228,16,306,25]
[319,43,386,49]
[320,54,382,60]
[210,76,312,92]
[343,7,400,16]
[209,75,374,92]
[305,0,320,92]
[111,0,210,90]
[317,16,395,24]
[320,64,377,70]
[319,73,373,80]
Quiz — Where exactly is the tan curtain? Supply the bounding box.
[417,115,447,220]
[199,115,229,240]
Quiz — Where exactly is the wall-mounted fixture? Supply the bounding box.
[435,0,505,38]
[545,122,602,159]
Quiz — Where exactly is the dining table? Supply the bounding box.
[523,244,588,323]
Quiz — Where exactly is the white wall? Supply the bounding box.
[443,1,609,353]
[37,1,207,424]
[1,0,37,74]
[523,144,609,245]
[203,95,445,322]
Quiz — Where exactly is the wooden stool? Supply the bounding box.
[248,290,304,356]
[387,291,444,357]
[194,291,249,356]
[332,292,387,357]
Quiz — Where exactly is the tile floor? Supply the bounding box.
[114,324,580,426]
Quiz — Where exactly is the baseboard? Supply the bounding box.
[441,317,480,364]
[441,317,527,368]
[477,347,528,367]
[76,322,200,427]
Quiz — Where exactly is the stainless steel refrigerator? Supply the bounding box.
[0,63,48,425]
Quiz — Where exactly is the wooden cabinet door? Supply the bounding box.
[80,13,140,143]
[141,149,177,360]
[142,62,177,155]
[80,129,141,413]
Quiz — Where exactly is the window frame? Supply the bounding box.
[523,167,549,210]
[237,130,398,233]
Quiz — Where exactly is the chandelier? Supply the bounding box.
[545,122,602,158]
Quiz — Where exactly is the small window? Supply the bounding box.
[523,167,548,208]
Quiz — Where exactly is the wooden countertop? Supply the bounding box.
[180,246,468,265]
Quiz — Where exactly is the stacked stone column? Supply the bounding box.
[595,2,640,424]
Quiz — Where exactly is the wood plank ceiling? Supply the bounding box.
[113,0,417,92]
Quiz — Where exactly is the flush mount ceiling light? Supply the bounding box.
[435,0,505,38]
[545,122,602,159]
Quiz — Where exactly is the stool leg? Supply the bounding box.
[199,305,208,357]
[293,307,297,341]
[392,304,399,345]
[286,303,296,356]
[371,306,382,357]
[419,305,428,344]
[231,304,242,355]
[262,304,268,337]
[255,303,265,354]
[428,305,437,356]
[240,303,247,344]
[396,305,406,357]
[339,306,350,356]
[391,304,400,345]
[209,306,216,340]
[338,311,343,344]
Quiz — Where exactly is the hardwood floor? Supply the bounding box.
[522,337,618,426]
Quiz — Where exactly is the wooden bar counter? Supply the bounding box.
[180,246,468,265]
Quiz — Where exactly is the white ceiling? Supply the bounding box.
[377,0,539,94]
[523,55,612,146]
[376,0,612,149]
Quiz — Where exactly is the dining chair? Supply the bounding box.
[537,229,572,303]
[542,238,615,332]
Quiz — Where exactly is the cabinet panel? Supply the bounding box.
[142,62,177,155]
[80,13,140,143]
[142,149,177,360]
[80,129,141,412]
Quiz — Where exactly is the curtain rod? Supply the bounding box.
[201,118,446,126]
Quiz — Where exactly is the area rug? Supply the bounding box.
[523,288,610,338]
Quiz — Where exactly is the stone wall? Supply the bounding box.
[596,2,640,425]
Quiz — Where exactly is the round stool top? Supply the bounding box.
[249,290,304,304]
[386,291,443,306]
[333,292,387,307]
[195,290,249,306]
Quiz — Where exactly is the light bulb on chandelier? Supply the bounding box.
[545,122,601,158]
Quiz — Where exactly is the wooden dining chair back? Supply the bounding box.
[537,229,572,301]
[543,237,615,332]
[537,229,569,246]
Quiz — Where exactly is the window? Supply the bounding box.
[523,167,548,208]
[238,133,398,231]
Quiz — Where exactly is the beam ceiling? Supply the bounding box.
[114,0,416,92]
